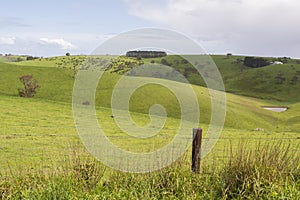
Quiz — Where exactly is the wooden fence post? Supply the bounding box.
[192,128,202,174]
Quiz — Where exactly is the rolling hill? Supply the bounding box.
[0,60,298,132]
[12,54,300,102]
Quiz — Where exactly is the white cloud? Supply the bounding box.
[0,36,16,45]
[39,38,77,50]
[124,0,300,57]
[0,33,112,56]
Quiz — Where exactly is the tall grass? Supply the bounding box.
[0,150,106,199]
[222,142,300,199]
[0,142,299,199]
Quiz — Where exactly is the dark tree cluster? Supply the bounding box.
[26,56,40,61]
[126,51,167,58]
[243,57,270,68]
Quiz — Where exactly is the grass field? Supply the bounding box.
[0,55,299,199]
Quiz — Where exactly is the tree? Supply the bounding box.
[126,51,167,58]
[26,56,39,61]
[66,52,71,56]
[244,57,270,68]
[18,75,40,98]
[227,53,232,59]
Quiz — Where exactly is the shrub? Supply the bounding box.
[275,72,286,84]
[161,58,169,66]
[291,76,298,85]
[181,59,188,64]
[18,75,39,98]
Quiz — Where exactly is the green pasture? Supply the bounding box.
[0,55,299,199]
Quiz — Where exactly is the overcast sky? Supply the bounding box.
[1,0,299,58]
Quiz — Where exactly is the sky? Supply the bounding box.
[1,0,299,58]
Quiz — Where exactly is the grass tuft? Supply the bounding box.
[222,142,300,199]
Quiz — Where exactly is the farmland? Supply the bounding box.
[0,54,299,199]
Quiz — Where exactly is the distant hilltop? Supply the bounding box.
[126,50,167,58]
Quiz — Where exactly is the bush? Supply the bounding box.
[161,58,169,66]
[18,75,39,98]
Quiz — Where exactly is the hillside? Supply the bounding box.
[0,61,298,132]
[14,54,300,102]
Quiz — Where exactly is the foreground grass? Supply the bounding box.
[0,143,299,199]
[0,93,298,198]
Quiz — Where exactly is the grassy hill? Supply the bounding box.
[0,55,299,199]
[0,61,295,131]
[2,55,299,136]
[15,54,300,102]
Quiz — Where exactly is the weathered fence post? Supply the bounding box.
[192,128,202,174]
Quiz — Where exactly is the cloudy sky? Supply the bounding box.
[1,0,299,58]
